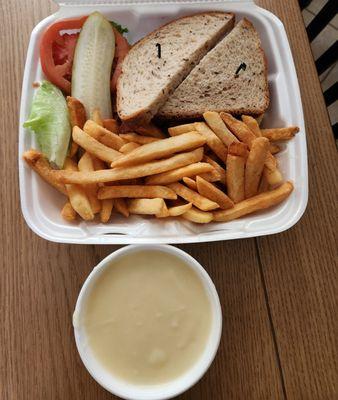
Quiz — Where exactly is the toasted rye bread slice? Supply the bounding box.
[117,12,235,123]
[157,19,269,120]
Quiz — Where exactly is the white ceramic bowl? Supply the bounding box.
[73,244,222,400]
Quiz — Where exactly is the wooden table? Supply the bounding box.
[1,1,337,399]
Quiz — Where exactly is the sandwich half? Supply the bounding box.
[117,12,235,122]
[158,19,269,120]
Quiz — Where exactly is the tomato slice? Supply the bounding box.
[40,17,87,94]
[40,17,129,94]
[111,28,130,92]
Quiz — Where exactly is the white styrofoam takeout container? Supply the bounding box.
[19,0,308,244]
[73,244,222,399]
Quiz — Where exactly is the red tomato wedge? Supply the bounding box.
[111,28,130,92]
[40,17,129,94]
[40,17,87,94]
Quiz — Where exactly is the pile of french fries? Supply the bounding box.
[23,98,299,224]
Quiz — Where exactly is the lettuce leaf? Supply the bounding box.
[23,81,71,168]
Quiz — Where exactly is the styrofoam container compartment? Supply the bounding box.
[19,0,308,244]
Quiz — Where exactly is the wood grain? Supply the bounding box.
[0,0,336,399]
[255,1,338,399]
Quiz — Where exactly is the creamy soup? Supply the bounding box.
[80,250,212,385]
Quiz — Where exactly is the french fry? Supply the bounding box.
[256,114,264,126]
[181,207,213,223]
[269,143,281,155]
[221,113,283,186]
[23,150,67,195]
[226,154,245,203]
[198,168,221,182]
[72,126,122,163]
[133,122,166,138]
[182,177,197,191]
[119,133,160,144]
[203,111,238,146]
[69,142,79,158]
[203,155,226,185]
[196,176,234,210]
[56,148,204,185]
[100,199,114,223]
[242,115,262,137]
[261,127,299,141]
[156,202,170,218]
[111,132,206,168]
[245,137,270,198]
[84,120,125,150]
[194,122,227,163]
[114,198,129,217]
[78,152,101,214]
[168,202,192,216]
[228,142,249,158]
[145,162,213,185]
[168,182,219,211]
[128,198,166,215]
[168,123,196,136]
[213,181,294,222]
[64,157,94,221]
[119,142,140,154]
[92,108,103,126]
[103,119,119,133]
[98,185,177,200]
[66,97,87,129]
[258,174,269,193]
[61,202,77,221]
[120,121,166,138]
[92,157,106,171]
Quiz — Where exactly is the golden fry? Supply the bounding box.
[92,108,103,126]
[194,122,227,163]
[182,177,197,191]
[145,162,213,185]
[114,198,129,217]
[242,115,262,137]
[269,143,281,155]
[168,182,219,211]
[181,207,213,223]
[100,199,114,223]
[57,148,204,185]
[23,150,67,195]
[168,202,192,216]
[156,202,170,218]
[98,185,177,200]
[203,111,238,146]
[198,168,221,183]
[72,126,121,163]
[168,123,196,136]
[66,97,87,129]
[261,127,299,141]
[226,154,245,203]
[245,137,270,198]
[128,198,166,215]
[119,142,140,154]
[61,201,77,221]
[103,119,119,133]
[78,152,101,214]
[119,133,159,144]
[258,175,269,193]
[228,142,249,158]
[64,157,94,221]
[196,176,234,210]
[84,120,125,150]
[112,132,206,168]
[213,182,293,222]
[203,155,226,186]
[221,113,283,186]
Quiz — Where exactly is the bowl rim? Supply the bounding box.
[73,244,223,400]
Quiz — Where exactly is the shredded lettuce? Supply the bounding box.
[110,21,129,35]
[23,81,71,168]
